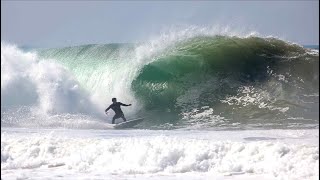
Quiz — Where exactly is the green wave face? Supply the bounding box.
[38,44,136,92]
[38,36,319,129]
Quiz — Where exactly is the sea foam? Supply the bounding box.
[1,129,318,179]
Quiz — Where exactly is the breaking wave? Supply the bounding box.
[1,28,319,129]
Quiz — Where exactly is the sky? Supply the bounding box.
[1,0,319,48]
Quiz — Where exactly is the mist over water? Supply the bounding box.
[1,27,319,130]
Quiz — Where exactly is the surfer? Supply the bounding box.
[105,98,132,124]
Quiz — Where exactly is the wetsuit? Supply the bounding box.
[105,102,130,124]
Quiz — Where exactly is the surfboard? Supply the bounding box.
[113,118,144,129]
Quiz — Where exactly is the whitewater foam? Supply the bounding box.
[1,43,106,127]
[1,128,318,179]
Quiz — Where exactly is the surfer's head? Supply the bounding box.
[112,98,117,103]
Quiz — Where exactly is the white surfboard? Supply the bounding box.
[113,118,144,129]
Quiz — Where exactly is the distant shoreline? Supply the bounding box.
[304,45,319,49]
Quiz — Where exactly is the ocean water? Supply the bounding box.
[1,28,319,179]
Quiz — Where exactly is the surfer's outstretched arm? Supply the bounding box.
[120,102,132,106]
[105,105,111,113]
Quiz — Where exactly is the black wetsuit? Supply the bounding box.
[105,102,130,124]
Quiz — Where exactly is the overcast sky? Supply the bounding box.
[1,0,319,48]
